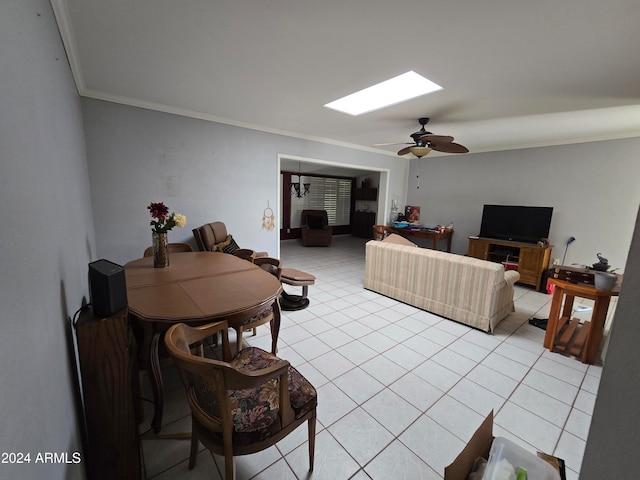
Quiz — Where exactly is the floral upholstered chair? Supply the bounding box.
[164,321,317,480]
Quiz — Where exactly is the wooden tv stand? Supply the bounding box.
[468,237,552,291]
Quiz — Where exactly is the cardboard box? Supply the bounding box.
[444,411,564,480]
[444,412,494,480]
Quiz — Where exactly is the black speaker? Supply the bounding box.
[89,259,128,318]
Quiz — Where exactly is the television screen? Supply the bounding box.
[479,205,553,244]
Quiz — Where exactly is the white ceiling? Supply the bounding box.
[52,0,640,164]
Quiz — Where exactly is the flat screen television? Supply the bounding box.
[478,205,553,244]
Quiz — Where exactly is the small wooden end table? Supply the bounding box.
[543,277,621,364]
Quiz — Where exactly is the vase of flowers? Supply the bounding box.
[147,202,187,268]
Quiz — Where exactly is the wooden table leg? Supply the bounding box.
[544,286,565,349]
[582,296,611,364]
[270,298,281,354]
[562,295,575,319]
[142,322,164,433]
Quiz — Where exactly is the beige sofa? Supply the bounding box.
[364,235,520,332]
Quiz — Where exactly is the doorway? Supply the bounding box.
[277,154,390,256]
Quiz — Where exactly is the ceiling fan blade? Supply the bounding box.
[430,142,469,154]
[397,146,413,156]
[420,134,454,144]
[373,142,413,147]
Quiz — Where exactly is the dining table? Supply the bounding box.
[125,251,282,433]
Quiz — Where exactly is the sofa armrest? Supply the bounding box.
[504,270,520,285]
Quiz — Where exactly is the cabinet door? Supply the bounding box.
[352,212,375,238]
[468,239,488,259]
[519,247,544,275]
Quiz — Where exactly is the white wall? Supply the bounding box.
[407,139,640,271]
[581,206,640,478]
[81,99,409,265]
[0,0,94,478]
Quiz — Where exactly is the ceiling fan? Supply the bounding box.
[375,117,469,158]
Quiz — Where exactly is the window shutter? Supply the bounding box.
[290,176,352,228]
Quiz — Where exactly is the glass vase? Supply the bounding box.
[152,232,169,268]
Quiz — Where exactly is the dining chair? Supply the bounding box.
[164,321,317,480]
[254,256,283,281]
[229,298,282,356]
[207,256,282,352]
[233,248,257,263]
[143,242,194,257]
[244,257,283,337]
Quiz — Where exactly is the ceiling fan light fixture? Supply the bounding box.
[409,146,432,158]
[324,71,442,116]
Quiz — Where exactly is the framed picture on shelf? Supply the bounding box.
[405,206,420,223]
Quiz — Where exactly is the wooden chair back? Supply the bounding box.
[233,248,256,263]
[164,321,314,479]
[254,256,282,280]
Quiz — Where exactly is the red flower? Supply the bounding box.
[148,202,169,220]
[148,202,186,233]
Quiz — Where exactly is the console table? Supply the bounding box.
[543,277,621,364]
[373,225,453,252]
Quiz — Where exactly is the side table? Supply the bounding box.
[543,277,621,364]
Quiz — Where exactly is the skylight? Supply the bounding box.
[324,71,442,116]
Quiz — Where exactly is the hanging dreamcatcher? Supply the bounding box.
[262,201,275,231]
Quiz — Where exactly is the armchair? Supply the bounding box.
[192,221,229,251]
[300,210,332,247]
[164,321,317,480]
[193,221,267,257]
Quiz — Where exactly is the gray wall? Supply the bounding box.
[0,0,94,478]
[407,139,640,271]
[81,98,409,265]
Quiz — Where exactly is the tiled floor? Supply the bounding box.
[141,235,611,480]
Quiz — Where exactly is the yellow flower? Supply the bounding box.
[174,213,187,228]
